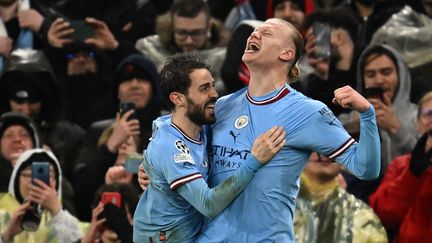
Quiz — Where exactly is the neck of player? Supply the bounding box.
[247,64,288,96]
[172,113,202,140]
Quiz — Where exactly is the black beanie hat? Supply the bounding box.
[0,112,40,148]
[272,0,305,13]
[116,63,152,84]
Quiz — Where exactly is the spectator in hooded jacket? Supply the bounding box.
[43,42,115,130]
[0,149,84,243]
[73,53,161,221]
[0,49,85,183]
[0,112,39,192]
[339,44,418,203]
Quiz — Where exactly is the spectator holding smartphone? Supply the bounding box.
[73,53,161,221]
[81,183,140,243]
[369,91,432,242]
[339,44,418,203]
[301,9,361,116]
[0,149,84,243]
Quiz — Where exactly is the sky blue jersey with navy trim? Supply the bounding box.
[133,115,263,243]
[197,84,380,242]
[133,115,209,242]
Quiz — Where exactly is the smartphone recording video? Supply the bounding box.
[101,192,122,208]
[68,20,94,42]
[363,87,384,100]
[124,153,143,174]
[313,22,331,60]
[31,162,50,186]
[119,102,137,121]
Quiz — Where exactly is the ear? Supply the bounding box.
[333,30,346,46]
[169,92,185,107]
[279,48,295,62]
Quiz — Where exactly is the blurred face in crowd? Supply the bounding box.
[417,97,432,135]
[363,53,399,101]
[9,100,42,120]
[67,51,97,76]
[304,152,342,182]
[173,11,209,52]
[118,78,153,109]
[1,125,33,164]
[184,68,218,125]
[273,1,305,30]
[19,164,56,199]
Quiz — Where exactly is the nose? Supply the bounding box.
[184,35,194,44]
[250,30,261,40]
[210,87,218,99]
[130,78,141,86]
[374,73,386,85]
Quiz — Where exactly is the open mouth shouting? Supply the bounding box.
[245,41,260,53]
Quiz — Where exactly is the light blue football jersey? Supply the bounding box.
[197,84,380,242]
[133,115,209,242]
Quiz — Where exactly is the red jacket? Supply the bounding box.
[369,154,432,243]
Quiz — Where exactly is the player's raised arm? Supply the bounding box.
[333,85,381,179]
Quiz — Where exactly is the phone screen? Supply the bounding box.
[363,87,384,100]
[101,192,122,208]
[313,22,331,60]
[124,153,143,174]
[69,20,93,42]
[32,162,50,186]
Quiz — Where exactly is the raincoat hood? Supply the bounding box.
[356,44,415,118]
[0,49,62,123]
[8,149,62,204]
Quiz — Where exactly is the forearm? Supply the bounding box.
[341,106,381,179]
[177,156,261,218]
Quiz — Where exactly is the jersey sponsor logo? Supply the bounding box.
[214,159,242,169]
[229,131,240,143]
[175,140,190,154]
[173,153,195,164]
[234,115,249,129]
[212,145,250,160]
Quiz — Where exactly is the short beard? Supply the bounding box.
[185,97,216,126]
